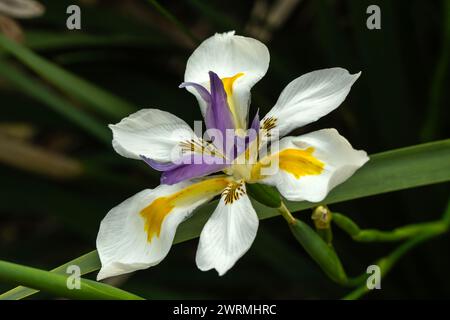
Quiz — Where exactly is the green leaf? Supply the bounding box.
[246,183,281,208]
[0,259,143,300]
[2,139,449,299]
[0,60,109,143]
[289,219,347,284]
[0,251,101,300]
[0,34,135,119]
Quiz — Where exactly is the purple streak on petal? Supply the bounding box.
[160,154,229,185]
[234,110,260,158]
[249,109,260,134]
[246,110,260,150]
[208,71,235,135]
[207,71,236,159]
[234,135,245,159]
[204,104,216,132]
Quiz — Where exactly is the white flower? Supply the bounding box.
[96,31,369,280]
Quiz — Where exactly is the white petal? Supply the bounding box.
[257,129,369,202]
[262,68,360,138]
[184,31,270,127]
[96,177,230,280]
[196,181,259,275]
[109,108,196,162]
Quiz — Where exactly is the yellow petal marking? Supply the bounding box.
[221,72,244,129]
[279,148,325,178]
[251,147,324,181]
[140,177,230,242]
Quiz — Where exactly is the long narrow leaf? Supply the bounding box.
[0,259,143,300]
[0,251,100,300]
[0,35,135,119]
[0,60,109,143]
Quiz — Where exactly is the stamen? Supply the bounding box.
[179,138,226,159]
[222,180,246,205]
[261,117,277,137]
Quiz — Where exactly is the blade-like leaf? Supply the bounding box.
[0,60,109,143]
[0,259,143,300]
[0,35,135,119]
[0,251,100,300]
[2,139,449,299]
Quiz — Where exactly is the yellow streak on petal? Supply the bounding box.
[221,72,244,129]
[140,177,229,242]
[251,147,324,181]
[279,148,324,179]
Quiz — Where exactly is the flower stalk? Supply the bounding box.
[278,201,296,225]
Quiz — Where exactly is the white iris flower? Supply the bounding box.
[96,31,368,280]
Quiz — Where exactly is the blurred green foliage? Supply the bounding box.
[0,0,449,299]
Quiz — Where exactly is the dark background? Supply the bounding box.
[0,0,449,299]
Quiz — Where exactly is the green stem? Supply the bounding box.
[342,201,450,299]
[278,201,296,225]
[342,230,444,300]
[333,212,448,242]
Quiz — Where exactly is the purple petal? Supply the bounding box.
[204,103,216,132]
[208,72,235,131]
[161,154,229,185]
[179,82,211,104]
[208,71,236,157]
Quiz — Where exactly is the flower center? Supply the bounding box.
[228,163,253,181]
